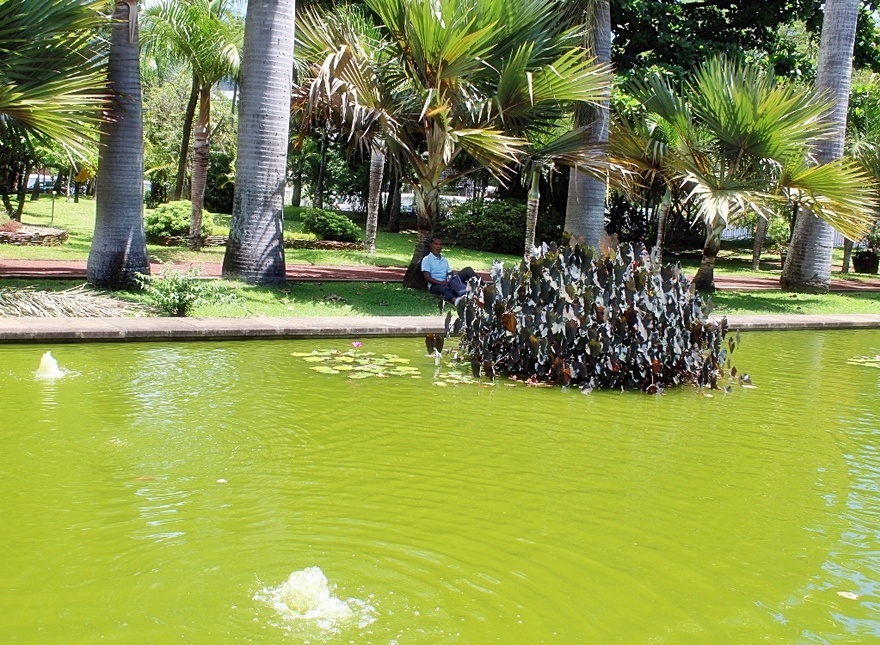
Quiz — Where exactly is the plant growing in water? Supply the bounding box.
[136,267,238,317]
[446,242,735,392]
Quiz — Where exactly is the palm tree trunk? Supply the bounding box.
[87,0,149,289]
[189,84,211,250]
[563,0,610,249]
[14,162,31,220]
[385,172,401,232]
[751,215,768,270]
[841,237,854,273]
[524,163,541,251]
[365,145,385,253]
[654,188,672,262]
[172,74,199,201]
[693,219,726,292]
[222,0,294,284]
[315,125,329,209]
[403,185,438,288]
[781,0,858,293]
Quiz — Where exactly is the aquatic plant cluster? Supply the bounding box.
[446,243,733,392]
[293,349,422,378]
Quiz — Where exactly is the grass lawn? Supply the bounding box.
[4,278,880,318]
[3,199,880,319]
[2,198,516,271]
[711,290,880,315]
[0,278,443,317]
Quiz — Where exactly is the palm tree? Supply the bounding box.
[782,0,862,292]
[523,126,605,251]
[87,0,150,289]
[142,0,242,249]
[563,0,611,249]
[0,0,107,159]
[303,0,610,288]
[294,3,397,255]
[630,57,875,292]
[606,114,679,260]
[221,0,295,284]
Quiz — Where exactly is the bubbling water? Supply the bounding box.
[254,566,376,638]
[35,351,64,380]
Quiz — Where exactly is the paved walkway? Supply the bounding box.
[2,259,880,291]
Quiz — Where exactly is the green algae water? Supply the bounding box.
[1,330,879,643]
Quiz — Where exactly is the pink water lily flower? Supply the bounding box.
[351,341,363,347]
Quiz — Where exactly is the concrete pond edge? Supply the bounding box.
[1,313,880,343]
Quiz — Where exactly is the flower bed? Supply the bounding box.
[0,224,68,246]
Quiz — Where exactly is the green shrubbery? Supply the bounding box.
[300,207,362,242]
[144,201,214,240]
[446,242,735,392]
[136,267,238,317]
[765,216,791,251]
[440,198,564,255]
[204,151,235,214]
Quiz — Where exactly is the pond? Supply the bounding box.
[1,330,879,643]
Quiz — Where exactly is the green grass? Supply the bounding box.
[4,199,880,319]
[670,245,878,283]
[711,290,880,315]
[0,278,443,317]
[4,278,880,318]
[3,199,515,271]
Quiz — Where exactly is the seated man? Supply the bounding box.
[421,236,468,303]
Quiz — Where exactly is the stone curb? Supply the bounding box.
[1,313,880,343]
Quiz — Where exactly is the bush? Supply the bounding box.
[446,242,735,392]
[136,267,237,317]
[144,201,214,240]
[300,207,361,242]
[440,198,564,255]
[204,151,235,214]
[765,216,791,250]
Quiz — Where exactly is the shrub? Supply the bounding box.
[136,267,237,317]
[765,216,791,251]
[144,201,214,240]
[300,207,361,242]
[440,198,564,255]
[204,151,235,214]
[446,242,735,392]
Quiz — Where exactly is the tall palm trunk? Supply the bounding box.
[692,218,726,292]
[524,162,541,251]
[403,122,450,288]
[563,0,610,248]
[781,0,858,292]
[386,173,401,233]
[172,74,199,201]
[315,125,329,209]
[403,184,440,288]
[87,0,149,289]
[751,215,768,270]
[222,0,295,284]
[188,84,211,249]
[841,237,854,273]
[653,188,672,261]
[365,145,385,253]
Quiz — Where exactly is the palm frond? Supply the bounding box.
[0,0,108,156]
